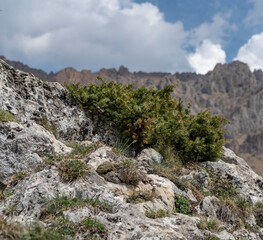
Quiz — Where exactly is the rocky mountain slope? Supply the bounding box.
[2,59,263,239]
[2,56,262,176]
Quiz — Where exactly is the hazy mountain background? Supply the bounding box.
[1,55,263,175]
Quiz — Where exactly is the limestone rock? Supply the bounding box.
[137,148,163,171]
[200,196,219,218]
[200,157,263,204]
[0,121,72,180]
[0,59,95,142]
[222,146,249,167]
[87,146,121,170]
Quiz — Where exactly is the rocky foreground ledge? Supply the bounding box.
[1,59,263,239]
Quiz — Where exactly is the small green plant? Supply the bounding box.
[44,155,57,165]
[59,159,88,181]
[174,194,191,215]
[81,217,106,233]
[44,194,79,215]
[206,219,220,231]
[145,208,170,218]
[0,109,17,122]
[85,194,113,213]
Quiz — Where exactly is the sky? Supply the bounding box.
[0,0,263,74]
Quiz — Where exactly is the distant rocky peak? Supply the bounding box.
[118,65,130,75]
[212,60,251,72]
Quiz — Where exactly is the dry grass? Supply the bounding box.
[145,208,170,219]
[197,217,221,232]
[118,159,143,186]
[151,164,188,191]
[127,189,155,203]
[58,159,89,182]
[0,216,24,240]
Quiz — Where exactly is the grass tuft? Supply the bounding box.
[58,159,89,182]
[0,109,17,123]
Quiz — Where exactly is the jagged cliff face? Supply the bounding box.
[2,56,262,176]
[3,59,263,239]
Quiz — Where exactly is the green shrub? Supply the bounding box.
[174,194,191,214]
[0,109,17,123]
[66,78,228,162]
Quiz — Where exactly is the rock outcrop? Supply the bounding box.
[2,59,263,239]
[3,56,263,176]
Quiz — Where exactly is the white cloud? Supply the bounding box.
[190,14,237,47]
[0,0,193,72]
[188,40,226,74]
[235,32,263,71]
[245,0,263,26]
[0,0,233,73]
